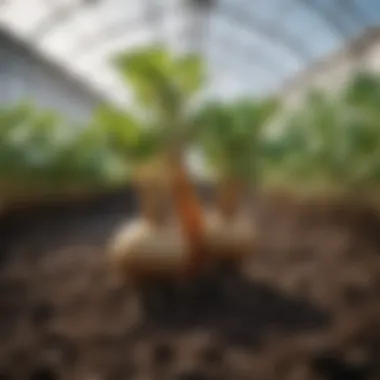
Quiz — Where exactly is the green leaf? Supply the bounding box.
[112,46,205,142]
[93,105,142,149]
[175,54,205,96]
[196,98,278,182]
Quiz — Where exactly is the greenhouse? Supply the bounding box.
[1,1,380,380]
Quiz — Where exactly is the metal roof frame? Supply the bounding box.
[279,26,380,95]
[50,1,166,57]
[218,1,313,63]
[5,0,377,96]
[0,25,108,103]
[28,0,373,64]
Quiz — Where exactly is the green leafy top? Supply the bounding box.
[196,97,279,183]
[260,76,380,192]
[113,46,205,148]
[0,101,129,191]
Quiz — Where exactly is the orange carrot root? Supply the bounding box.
[168,156,205,276]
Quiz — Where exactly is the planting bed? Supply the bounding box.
[0,188,379,380]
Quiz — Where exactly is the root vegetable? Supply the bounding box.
[204,180,256,268]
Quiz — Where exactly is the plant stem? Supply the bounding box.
[216,178,244,220]
[133,160,169,225]
[167,152,205,276]
[135,181,163,224]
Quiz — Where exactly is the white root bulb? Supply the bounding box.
[204,210,256,263]
[108,218,190,283]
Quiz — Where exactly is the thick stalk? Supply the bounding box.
[216,178,243,220]
[167,153,205,276]
[135,181,162,224]
[133,159,169,225]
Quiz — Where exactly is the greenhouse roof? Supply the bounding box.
[0,25,108,104]
[0,0,379,104]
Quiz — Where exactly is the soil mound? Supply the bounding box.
[0,189,379,379]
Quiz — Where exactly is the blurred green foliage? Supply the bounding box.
[260,72,380,192]
[195,97,279,183]
[113,46,204,147]
[0,101,127,191]
[2,45,380,198]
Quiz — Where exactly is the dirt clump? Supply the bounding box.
[0,190,379,379]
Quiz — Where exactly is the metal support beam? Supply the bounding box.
[71,19,146,57]
[0,0,7,11]
[68,1,168,58]
[335,0,371,28]
[213,54,284,95]
[143,0,165,43]
[293,0,351,41]
[208,66,273,98]
[31,0,92,41]
[219,0,313,63]
[183,0,216,53]
[292,0,372,70]
[70,23,163,59]
[214,31,288,80]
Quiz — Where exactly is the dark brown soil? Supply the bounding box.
[0,188,379,380]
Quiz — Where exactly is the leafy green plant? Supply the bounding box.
[196,97,279,185]
[261,74,380,195]
[0,101,130,197]
[113,46,205,148]
[0,46,206,206]
[111,46,208,272]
